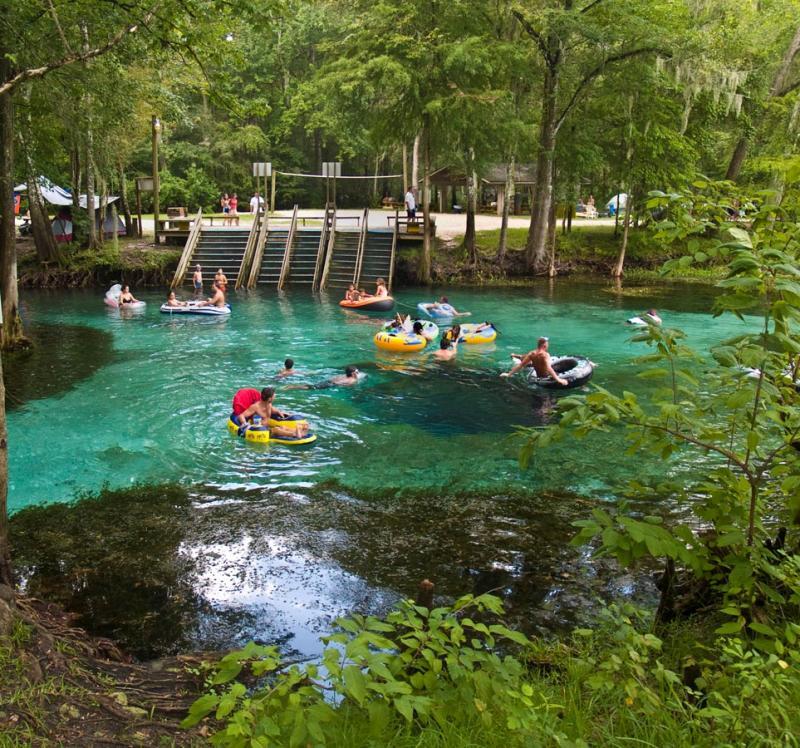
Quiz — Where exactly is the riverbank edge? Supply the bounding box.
[14,226,721,290]
[0,586,208,745]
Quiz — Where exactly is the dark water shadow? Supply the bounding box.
[4,322,115,410]
[10,482,658,660]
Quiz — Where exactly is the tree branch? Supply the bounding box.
[555,46,667,132]
[777,77,800,97]
[0,5,157,97]
[580,0,607,13]
[511,10,551,63]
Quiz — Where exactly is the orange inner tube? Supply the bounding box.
[338,296,395,310]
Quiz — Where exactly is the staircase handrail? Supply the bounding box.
[312,202,331,290]
[277,205,299,290]
[235,213,261,289]
[246,208,272,288]
[353,207,369,286]
[170,209,203,288]
[319,207,338,290]
[387,213,399,291]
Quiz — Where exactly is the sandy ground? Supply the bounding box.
[18,210,616,241]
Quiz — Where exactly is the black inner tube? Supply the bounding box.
[551,358,578,374]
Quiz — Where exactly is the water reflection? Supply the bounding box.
[11,483,658,659]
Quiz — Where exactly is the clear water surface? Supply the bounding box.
[7,281,758,657]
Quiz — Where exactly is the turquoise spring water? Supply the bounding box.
[7,281,760,657]
[9,282,754,513]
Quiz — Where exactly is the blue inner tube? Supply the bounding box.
[418,302,456,318]
[530,356,594,389]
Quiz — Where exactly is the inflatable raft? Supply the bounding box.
[340,296,395,312]
[458,323,497,344]
[529,356,594,389]
[105,284,146,310]
[226,414,317,445]
[160,302,231,316]
[417,302,468,319]
[383,319,439,341]
[626,312,662,326]
[374,330,427,352]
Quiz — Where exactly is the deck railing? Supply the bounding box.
[352,207,369,286]
[277,205,299,290]
[246,210,273,288]
[388,217,399,291]
[235,212,262,289]
[170,209,203,288]
[319,208,338,290]
[312,203,333,291]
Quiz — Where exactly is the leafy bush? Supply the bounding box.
[182,594,566,747]
[517,177,800,650]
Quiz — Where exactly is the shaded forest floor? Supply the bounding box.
[0,586,208,746]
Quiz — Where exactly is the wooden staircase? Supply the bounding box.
[179,228,250,287]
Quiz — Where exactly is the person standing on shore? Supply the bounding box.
[250,191,264,214]
[404,186,416,220]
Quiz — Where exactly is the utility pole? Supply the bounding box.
[152,116,161,242]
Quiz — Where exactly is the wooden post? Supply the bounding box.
[415,579,434,609]
[135,179,143,238]
[271,171,277,213]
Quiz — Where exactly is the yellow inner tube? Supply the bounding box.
[226,417,317,446]
[459,324,496,344]
[374,330,427,352]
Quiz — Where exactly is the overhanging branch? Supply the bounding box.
[511,9,551,63]
[555,46,668,132]
[0,5,157,97]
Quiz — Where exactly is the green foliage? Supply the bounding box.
[183,595,800,747]
[183,594,566,746]
[519,177,800,649]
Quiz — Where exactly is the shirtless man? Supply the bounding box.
[501,336,568,386]
[192,265,203,297]
[285,366,362,390]
[199,282,226,308]
[214,268,228,290]
[432,332,457,361]
[232,387,308,438]
[276,358,298,378]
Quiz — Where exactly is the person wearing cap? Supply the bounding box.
[501,336,568,386]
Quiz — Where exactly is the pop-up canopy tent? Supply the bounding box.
[15,177,125,241]
[606,193,629,213]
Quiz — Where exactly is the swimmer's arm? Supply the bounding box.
[502,353,531,377]
[545,363,568,386]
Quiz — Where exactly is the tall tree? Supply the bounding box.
[513,0,678,269]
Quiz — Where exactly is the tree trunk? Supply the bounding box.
[612,193,633,277]
[412,132,420,190]
[27,176,60,263]
[118,161,133,236]
[525,63,558,270]
[402,143,408,196]
[0,58,23,351]
[726,25,800,181]
[547,198,557,277]
[420,121,431,283]
[0,348,10,585]
[497,156,515,262]
[85,143,97,248]
[71,142,81,213]
[463,151,477,265]
[725,136,749,182]
[98,178,107,246]
[19,86,60,263]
